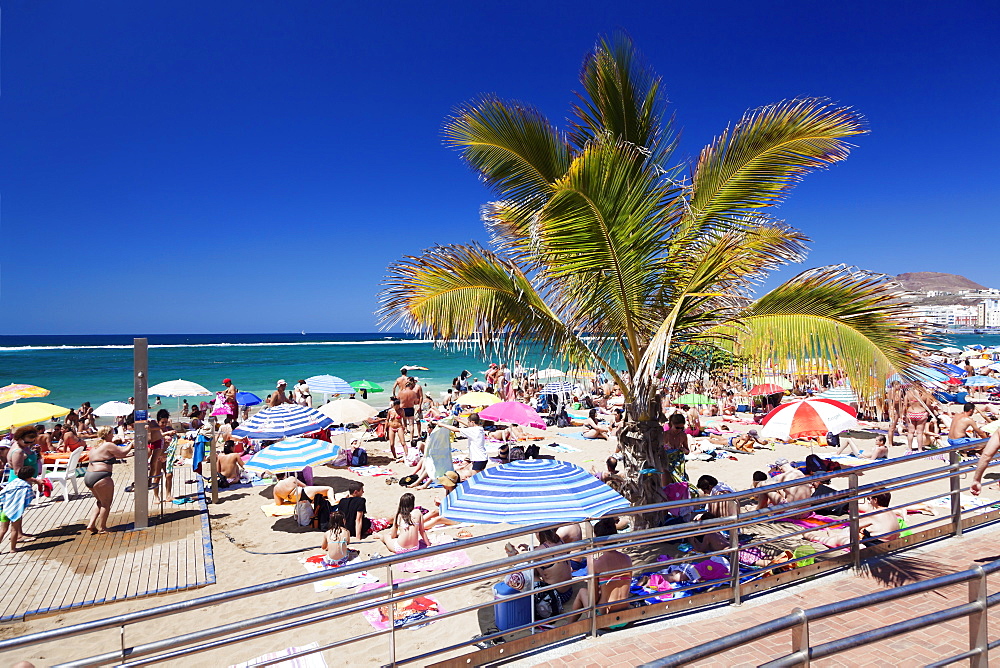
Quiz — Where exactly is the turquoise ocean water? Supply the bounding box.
[2,332,998,415]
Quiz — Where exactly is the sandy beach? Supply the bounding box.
[0,408,986,667]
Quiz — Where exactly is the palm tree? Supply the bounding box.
[379,34,930,513]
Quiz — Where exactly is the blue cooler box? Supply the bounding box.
[493,582,531,631]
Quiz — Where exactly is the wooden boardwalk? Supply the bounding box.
[0,463,215,622]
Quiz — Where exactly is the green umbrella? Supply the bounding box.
[675,393,716,405]
[349,380,384,393]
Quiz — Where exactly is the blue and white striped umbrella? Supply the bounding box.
[818,387,858,403]
[244,437,340,474]
[440,459,630,525]
[540,381,575,395]
[305,375,355,395]
[232,404,334,439]
[965,376,1000,387]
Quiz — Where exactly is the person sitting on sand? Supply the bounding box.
[570,518,633,626]
[758,459,813,518]
[506,529,575,610]
[582,408,610,440]
[321,511,354,567]
[379,492,430,554]
[218,442,245,484]
[422,472,461,529]
[948,403,987,448]
[835,434,889,460]
[591,456,625,493]
[0,465,38,553]
[696,475,736,517]
[60,426,87,454]
[272,475,334,507]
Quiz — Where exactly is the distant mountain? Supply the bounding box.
[895,272,986,293]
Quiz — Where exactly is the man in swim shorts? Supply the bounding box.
[948,403,987,449]
[398,377,419,438]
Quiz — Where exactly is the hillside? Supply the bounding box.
[895,272,985,293]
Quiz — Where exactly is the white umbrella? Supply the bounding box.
[147,379,212,397]
[968,358,992,369]
[93,401,135,417]
[319,399,379,425]
[940,347,962,354]
[536,369,566,379]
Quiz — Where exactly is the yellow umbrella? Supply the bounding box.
[0,402,71,431]
[0,384,50,404]
[457,392,501,407]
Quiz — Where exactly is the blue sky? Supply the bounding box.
[2,1,997,334]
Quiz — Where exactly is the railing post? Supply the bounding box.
[729,501,741,606]
[951,450,963,537]
[387,565,396,667]
[848,473,860,571]
[969,566,988,668]
[790,607,810,667]
[584,521,598,637]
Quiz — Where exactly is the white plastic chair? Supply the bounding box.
[42,447,85,502]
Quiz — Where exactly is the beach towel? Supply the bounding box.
[349,466,395,477]
[358,581,444,631]
[0,478,35,522]
[543,442,580,453]
[397,536,472,572]
[260,503,296,517]
[230,641,328,668]
[300,553,379,592]
[565,431,606,441]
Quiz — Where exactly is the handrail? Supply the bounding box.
[642,560,1000,667]
[6,437,996,667]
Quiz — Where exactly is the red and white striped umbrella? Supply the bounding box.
[759,398,858,439]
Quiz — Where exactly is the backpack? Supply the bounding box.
[555,409,570,429]
[294,499,313,527]
[509,445,526,461]
[311,494,333,532]
[525,444,540,460]
[217,472,230,489]
[351,447,368,467]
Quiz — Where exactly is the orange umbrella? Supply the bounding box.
[0,384,50,405]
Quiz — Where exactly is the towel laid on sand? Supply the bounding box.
[349,466,395,477]
[299,553,379,592]
[358,580,443,631]
[260,504,296,517]
[396,535,472,572]
[230,641,328,668]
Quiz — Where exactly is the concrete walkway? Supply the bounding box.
[519,523,1000,667]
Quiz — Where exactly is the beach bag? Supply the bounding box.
[217,472,230,489]
[525,444,540,460]
[295,499,313,527]
[556,410,570,429]
[533,588,563,619]
[664,482,690,517]
[311,494,333,532]
[508,445,526,462]
[351,447,369,467]
[332,448,353,467]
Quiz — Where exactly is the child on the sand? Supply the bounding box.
[0,466,37,552]
[321,511,353,567]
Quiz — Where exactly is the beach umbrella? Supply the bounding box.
[945,377,964,386]
[305,375,354,395]
[236,391,263,406]
[349,380,384,394]
[0,402,71,431]
[964,376,1000,388]
[968,358,992,369]
[818,387,859,404]
[940,347,962,354]
[988,363,1000,373]
[748,384,785,396]
[536,369,565,379]
[910,367,949,383]
[750,376,793,390]
[759,398,858,440]
[93,401,134,417]
[458,392,501,407]
[0,384,50,405]
[675,394,716,406]
[232,404,334,439]
[440,459,630,524]
[540,381,575,395]
[940,363,967,377]
[477,401,547,429]
[402,365,429,371]
[243,437,340,474]
[319,399,379,425]
[147,379,212,397]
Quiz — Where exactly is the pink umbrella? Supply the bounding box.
[477,401,547,430]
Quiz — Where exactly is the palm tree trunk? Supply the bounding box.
[618,418,671,528]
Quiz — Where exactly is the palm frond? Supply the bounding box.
[726,265,936,401]
[378,243,593,366]
[444,96,570,206]
[569,32,677,166]
[689,98,866,231]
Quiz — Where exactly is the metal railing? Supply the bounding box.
[1,439,997,667]
[642,559,1000,667]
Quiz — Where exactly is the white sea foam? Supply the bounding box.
[0,339,434,352]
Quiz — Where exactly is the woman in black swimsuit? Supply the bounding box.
[85,426,133,534]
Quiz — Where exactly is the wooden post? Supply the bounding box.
[133,339,149,529]
[210,418,219,504]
